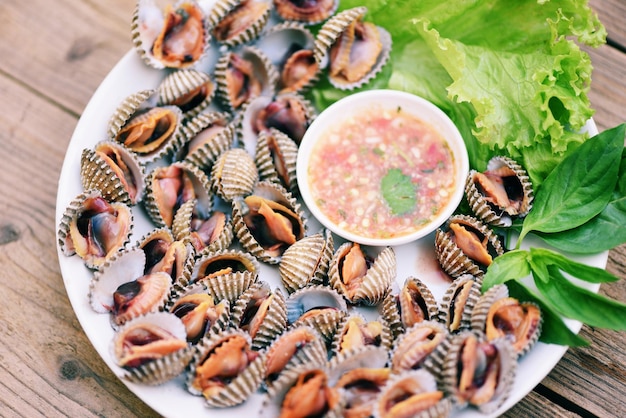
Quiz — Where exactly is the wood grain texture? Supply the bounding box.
[0,0,624,417]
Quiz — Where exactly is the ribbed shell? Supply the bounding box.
[207,0,271,48]
[135,227,195,287]
[313,7,392,90]
[112,311,193,385]
[438,274,482,333]
[437,331,517,413]
[390,320,448,372]
[285,285,348,343]
[327,345,390,385]
[131,0,210,69]
[263,325,328,395]
[273,0,338,25]
[210,147,259,202]
[186,328,266,407]
[157,68,215,119]
[330,313,393,357]
[255,128,299,192]
[57,189,133,270]
[165,281,231,343]
[108,88,185,163]
[231,181,306,264]
[180,111,235,170]
[214,46,278,112]
[465,156,534,227]
[278,230,334,293]
[80,140,146,205]
[434,214,504,279]
[231,281,288,350]
[328,243,396,306]
[471,284,542,358]
[373,369,452,418]
[171,198,234,256]
[143,161,212,228]
[254,21,320,93]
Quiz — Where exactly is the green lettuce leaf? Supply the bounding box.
[310,0,606,184]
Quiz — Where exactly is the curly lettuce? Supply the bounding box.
[309,0,606,185]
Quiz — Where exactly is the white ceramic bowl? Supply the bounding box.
[297,89,469,246]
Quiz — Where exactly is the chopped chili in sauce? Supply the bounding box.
[308,106,456,240]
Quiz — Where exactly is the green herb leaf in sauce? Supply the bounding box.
[381,168,416,215]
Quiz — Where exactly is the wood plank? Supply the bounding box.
[504,390,579,417]
[0,72,158,417]
[584,44,626,132]
[590,0,626,48]
[0,0,134,115]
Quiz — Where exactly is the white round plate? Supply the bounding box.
[55,49,605,418]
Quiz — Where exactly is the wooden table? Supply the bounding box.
[1,1,624,417]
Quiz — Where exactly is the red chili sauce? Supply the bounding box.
[307,106,456,240]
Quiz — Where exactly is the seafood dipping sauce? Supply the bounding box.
[298,90,468,246]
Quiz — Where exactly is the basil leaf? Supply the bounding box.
[518,124,625,242]
[536,148,626,254]
[482,250,530,291]
[535,266,626,330]
[529,247,618,284]
[381,168,417,215]
[506,280,589,347]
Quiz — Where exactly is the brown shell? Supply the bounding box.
[313,6,392,90]
[273,0,338,25]
[186,328,266,407]
[214,46,278,112]
[232,181,306,264]
[207,0,271,48]
[279,229,334,293]
[210,147,259,202]
[327,346,390,418]
[231,281,288,350]
[179,111,235,170]
[438,274,482,333]
[434,214,504,279]
[465,156,534,227]
[131,0,209,69]
[157,68,215,119]
[394,276,440,331]
[438,331,517,412]
[390,320,448,372]
[57,189,133,270]
[263,325,328,394]
[113,105,185,163]
[171,198,234,256]
[254,21,321,93]
[80,140,146,205]
[260,365,343,418]
[243,92,317,145]
[471,284,542,357]
[112,311,193,385]
[330,313,393,357]
[328,243,396,306]
[255,128,300,192]
[373,369,452,418]
[166,282,231,344]
[143,161,212,228]
[136,227,195,287]
[285,285,348,343]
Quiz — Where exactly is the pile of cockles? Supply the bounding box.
[57,0,542,416]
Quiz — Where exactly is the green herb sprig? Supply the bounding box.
[381,168,417,215]
[484,124,626,346]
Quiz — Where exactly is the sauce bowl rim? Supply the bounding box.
[296,89,470,247]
